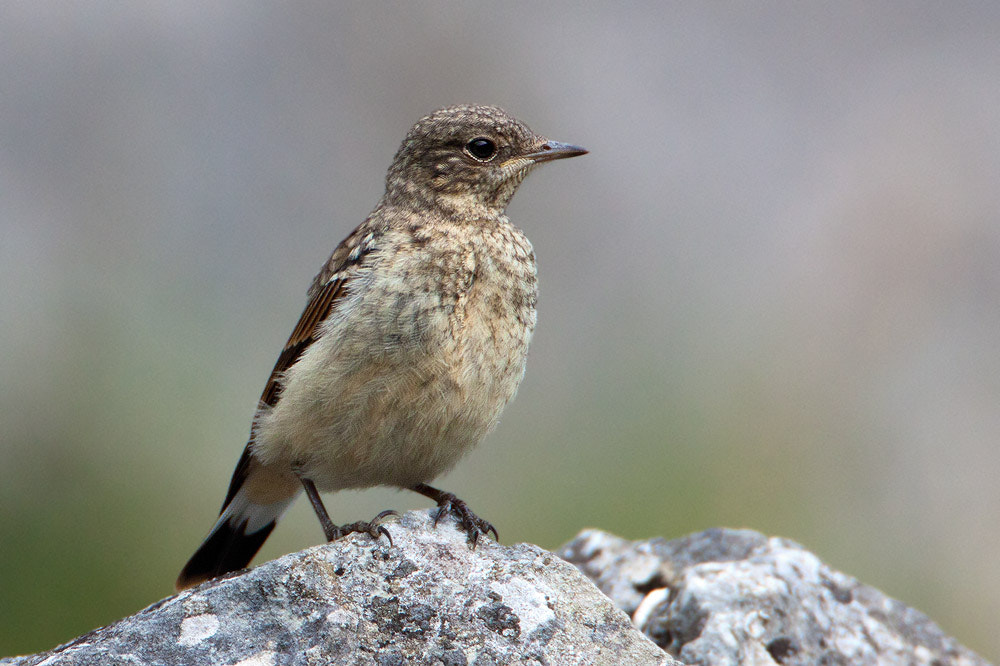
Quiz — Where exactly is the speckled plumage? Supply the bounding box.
[177,105,586,589]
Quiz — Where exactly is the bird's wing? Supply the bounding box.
[259,276,348,409]
[217,221,381,512]
[220,275,349,509]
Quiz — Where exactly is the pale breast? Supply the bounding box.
[445,221,537,416]
[253,217,537,491]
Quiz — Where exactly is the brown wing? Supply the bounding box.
[220,276,349,510]
[259,277,348,408]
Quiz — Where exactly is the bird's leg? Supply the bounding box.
[300,477,396,546]
[301,477,338,540]
[410,482,498,547]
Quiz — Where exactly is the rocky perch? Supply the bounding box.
[2,512,989,666]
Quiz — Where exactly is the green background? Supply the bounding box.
[2,2,999,661]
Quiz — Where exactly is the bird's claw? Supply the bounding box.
[335,510,398,547]
[431,494,498,548]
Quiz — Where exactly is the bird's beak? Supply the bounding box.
[523,140,588,163]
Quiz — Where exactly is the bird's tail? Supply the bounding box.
[176,458,299,591]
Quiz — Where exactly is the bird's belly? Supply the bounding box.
[251,302,531,491]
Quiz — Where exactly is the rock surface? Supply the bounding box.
[559,528,991,666]
[4,520,990,666]
[2,511,673,666]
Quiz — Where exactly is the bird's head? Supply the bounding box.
[384,105,587,215]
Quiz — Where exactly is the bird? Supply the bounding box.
[176,104,587,590]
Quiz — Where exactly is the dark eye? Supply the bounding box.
[465,137,497,161]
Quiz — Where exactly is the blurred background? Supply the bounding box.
[2,1,999,660]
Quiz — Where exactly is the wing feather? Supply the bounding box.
[217,220,380,512]
[220,276,348,510]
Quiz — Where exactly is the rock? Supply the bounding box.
[2,511,674,666]
[5,521,989,666]
[558,528,990,666]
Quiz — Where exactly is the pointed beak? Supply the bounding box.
[523,140,588,163]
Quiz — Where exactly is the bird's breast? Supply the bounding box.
[444,223,537,405]
[252,219,537,490]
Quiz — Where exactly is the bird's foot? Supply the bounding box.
[409,483,497,548]
[326,509,398,547]
[431,492,498,548]
[301,477,396,546]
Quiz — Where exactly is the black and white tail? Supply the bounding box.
[176,457,298,590]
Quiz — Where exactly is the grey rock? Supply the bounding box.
[558,528,990,666]
[6,523,987,666]
[2,511,673,666]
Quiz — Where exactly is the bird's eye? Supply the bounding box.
[465,137,497,161]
